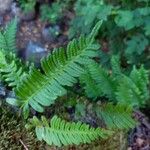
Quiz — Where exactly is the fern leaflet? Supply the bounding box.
[27,115,112,146]
[0,19,17,52]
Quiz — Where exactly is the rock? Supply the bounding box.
[136,138,144,147]
[11,2,35,22]
[42,25,61,43]
[11,2,21,19]
[0,0,13,15]
[25,41,48,66]
[0,83,6,98]
[0,83,6,107]
[0,16,4,26]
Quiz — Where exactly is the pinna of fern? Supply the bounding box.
[26,115,113,147]
[0,50,26,88]
[0,18,17,52]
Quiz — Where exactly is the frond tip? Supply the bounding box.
[27,116,113,147]
[0,18,17,52]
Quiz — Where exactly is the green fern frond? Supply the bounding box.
[0,19,17,52]
[80,70,102,99]
[88,20,103,43]
[130,65,149,101]
[96,103,137,129]
[110,55,122,77]
[0,50,26,87]
[115,75,144,107]
[15,22,102,117]
[87,61,117,99]
[27,115,112,147]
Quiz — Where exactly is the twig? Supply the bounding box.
[19,139,29,150]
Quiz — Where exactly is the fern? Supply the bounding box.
[14,21,102,117]
[26,115,112,147]
[116,66,149,107]
[81,57,149,107]
[110,55,122,77]
[96,103,137,129]
[130,65,149,101]
[80,70,102,99]
[116,75,141,106]
[0,51,26,87]
[87,61,117,100]
[0,19,17,52]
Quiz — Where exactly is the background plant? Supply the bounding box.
[69,0,150,68]
[18,0,36,13]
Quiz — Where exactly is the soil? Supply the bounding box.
[128,111,150,150]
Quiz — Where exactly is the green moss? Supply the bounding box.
[0,106,45,150]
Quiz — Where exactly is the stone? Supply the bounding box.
[42,25,61,43]
[0,83,6,98]
[11,2,35,22]
[11,2,21,18]
[0,16,4,26]
[0,0,13,14]
[136,138,144,147]
[25,41,48,66]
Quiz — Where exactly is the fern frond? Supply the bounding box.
[27,115,112,147]
[0,19,17,52]
[88,20,103,43]
[0,50,26,87]
[115,75,143,107]
[96,103,137,129]
[15,22,102,116]
[87,61,117,99]
[80,70,102,99]
[130,65,149,101]
[110,55,122,77]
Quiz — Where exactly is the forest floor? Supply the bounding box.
[0,5,150,150]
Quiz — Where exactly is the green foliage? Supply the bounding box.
[116,65,149,106]
[69,0,112,38]
[0,19,141,147]
[0,19,17,52]
[81,57,149,107]
[18,0,36,13]
[69,0,150,67]
[81,60,117,100]
[0,51,26,87]
[26,115,112,147]
[80,70,102,99]
[13,21,102,117]
[96,103,137,129]
[40,2,63,24]
[124,34,149,64]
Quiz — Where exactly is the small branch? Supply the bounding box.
[19,139,29,150]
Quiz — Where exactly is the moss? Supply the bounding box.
[0,106,45,150]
